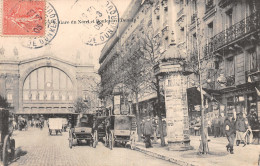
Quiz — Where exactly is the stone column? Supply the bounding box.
[154,61,191,151]
[164,73,190,150]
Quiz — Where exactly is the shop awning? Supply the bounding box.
[187,87,221,106]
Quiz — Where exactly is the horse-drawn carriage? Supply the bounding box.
[69,114,98,149]
[0,108,15,166]
[104,115,136,150]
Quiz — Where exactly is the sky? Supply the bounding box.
[0,0,132,71]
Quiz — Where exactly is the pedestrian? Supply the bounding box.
[219,115,225,137]
[235,112,248,147]
[143,115,154,148]
[213,115,220,137]
[224,114,236,154]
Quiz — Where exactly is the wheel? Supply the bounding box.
[69,130,73,149]
[3,135,9,166]
[109,132,114,150]
[10,139,15,160]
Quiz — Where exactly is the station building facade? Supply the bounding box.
[0,55,96,116]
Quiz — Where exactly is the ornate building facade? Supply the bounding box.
[176,0,260,122]
[0,55,96,116]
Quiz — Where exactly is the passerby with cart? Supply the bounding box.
[235,112,248,147]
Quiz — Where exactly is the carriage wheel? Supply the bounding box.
[2,135,10,166]
[69,130,73,149]
[109,132,114,150]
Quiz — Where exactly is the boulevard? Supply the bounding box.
[9,127,176,166]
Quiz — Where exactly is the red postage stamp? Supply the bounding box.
[2,0,45,36]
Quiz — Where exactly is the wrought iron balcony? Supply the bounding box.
[218,0,235,8]
[177,8,184,18]
[205,0,214,12]
[204,11,260,55]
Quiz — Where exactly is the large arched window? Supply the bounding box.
[23,67,74,102]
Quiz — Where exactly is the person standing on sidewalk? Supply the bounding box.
[235,112,248,147]
[143,115,154,148]
[213,115,220,137]
[219,114,225,137]
[224,114,236,154]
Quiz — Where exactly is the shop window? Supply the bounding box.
[247,47,258,72]
[226,9,233,28]
[207,22,214,39]
[235,95,245,114]
[227,96,234,114]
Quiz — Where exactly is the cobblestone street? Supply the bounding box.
[9,127,176,166]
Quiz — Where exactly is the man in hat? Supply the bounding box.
[224,114,236,154]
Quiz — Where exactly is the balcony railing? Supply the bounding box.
[218,0,235,8]
[204,11,260,55]
[177,8,184,18]
[205,0,214,12]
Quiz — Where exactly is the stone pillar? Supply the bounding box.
[154,61,191,151]
[164,73,190,150]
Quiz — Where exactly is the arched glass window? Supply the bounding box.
[23,67,74,102]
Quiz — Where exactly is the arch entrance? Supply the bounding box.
[22,66,75,116]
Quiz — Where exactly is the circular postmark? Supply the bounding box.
[21,2,59,49]
[76,0,119,46]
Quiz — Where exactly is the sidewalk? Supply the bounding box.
[134,136,260,166]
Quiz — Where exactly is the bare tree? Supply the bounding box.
[117,44,148,141]
[138,27,166,146]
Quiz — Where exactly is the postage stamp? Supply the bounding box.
[2,0,45,36]
[21,2,59,49]
[75,0,119,46]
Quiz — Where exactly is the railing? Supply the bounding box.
[226,75,235,87]
[177,8,184,18]
[218,0,235,8]
[205,0,214,12]
[204,11,260,55]
[191,13,197,23]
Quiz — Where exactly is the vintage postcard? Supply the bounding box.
[0,0,260,166]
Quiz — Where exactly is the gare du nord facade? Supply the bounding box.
[0,55,95,119]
